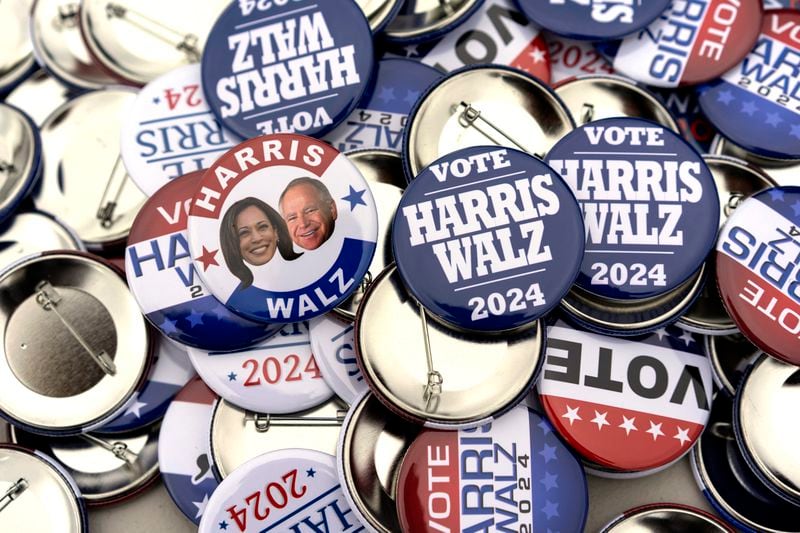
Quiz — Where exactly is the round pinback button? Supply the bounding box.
[0,445,88,533]
[396,404,589,533]
[597,0,763,88]
[0,104,43,226]
[187,321,333,414]
[186,134,378,323]
[159,377,220,525]
[403,65,574,181]
[30,0,119,90]
[201,0,374,141]
[211,396,346,479]
[545,32,616,85]
[600,504,734,533]
[356,265,544,428]
[383,0,485,43]
[735,354,800,506]
[0,211,83,272]
[546,117,719,301]
[0,0,35,95]
[393,145,584,332]
[324,58,443,153]
[97,333,195,433]
[199,449,361,533]
[516,0,669,41]
[80,0,229,86]
[0,251,152,436]
[120,64,240,197]
[716,186,800,366]
[538,319,714,474]
[5,70,76,126]
[704,334,761,397]
[357,0,403,32]
[651,87,717,152]
[126,169,280,350]
[711,135,800,187]
[11,422,160,507]
[699,9,800,159]
[308,313,367,403]
[33,89,148,251]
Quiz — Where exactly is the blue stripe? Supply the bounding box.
[145,147,228,164]
[139,110,211,126]
[259,486,340,533]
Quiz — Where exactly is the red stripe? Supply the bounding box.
[173,376,218,405]
[762,10,800,49]
[509,35,551,84]
[127,171,204,244]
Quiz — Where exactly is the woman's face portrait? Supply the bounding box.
[236,205,278,266]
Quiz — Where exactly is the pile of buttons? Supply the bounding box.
[0,0,799,531]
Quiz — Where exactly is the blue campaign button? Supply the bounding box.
[546,117,719,300]
[514,0,669,41]
[393,145,584,332]
[201,0,374,141]
[324,58,443,152]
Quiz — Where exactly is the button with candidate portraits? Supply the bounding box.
[545,117,719,302]
[699,9,800,159]
[0,103,43,226]
[80,0,229,86]
[597,0,763,88]
[396,404,589,533]
[324,58,443,153]
[0,445,88,533]
[309,313,368,403]
[120,65,239,197]
[600,504,734,533]
[394,146,584,332]
[199,449,361,533]
[517,0,669,41]
[546,32,616,84]
[383,0,484,43]
[711,135,800,187]
[538,319,713,474]
[716,186,800,366]
[357,0,403,32]
[159,377,219,525]
[187,321,333,414]
[403,65,574,181]
[126,170,279,351]
[0,0,35,94]
[187,134,378,323]
[97,333,195,433]
[202,0,374,141]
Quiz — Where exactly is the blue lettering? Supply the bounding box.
[287,497,355,533]
[128,240,165,277]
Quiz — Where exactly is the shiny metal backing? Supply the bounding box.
[0,420,10,442]
[736,355,800,505]
[0,253,149,434]
[0,445,85,532]
[404,66,574,178]
[11,422,159,505]
[5,70,75,125]
[711,135,800,187]
[0,212,83,272]
[0,104,39,218]
[561,264,706,335]
[384,0,479,41]
[34,89,146,250]
[356,265,544,427]
[601,505,732,532]
[357,0,402,31]
[79,0,229,85]
[211,397,346,479]
[703,334,760,397]
[555,75,678,130]
[338,392,421,533]
[30,0,120,89]
[0,0,35,91]
[335,150,406,320]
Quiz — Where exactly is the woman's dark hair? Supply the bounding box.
[219,197,302,288]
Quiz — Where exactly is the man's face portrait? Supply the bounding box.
[280,182,337,251]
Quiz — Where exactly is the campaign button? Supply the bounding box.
[546,32,615,84]
[716,186,800,366]
[764,0,799,9]
[159,377,220,525]
[393,146,584,332]
[186,134,378,323]
[0,103,42,226]
[598,0,763,88]
[5,70,73,126]
[711,135,800,186]
[396,404,588,533]
[0,0,35,94]
[0,212,83,272]
[199,449,362,533]
[201,0,374,140]
[546,117,719,300]
[187,321,333,414]
[121,64,240,197]
[383,0,485,43]
[704,333,761,397]
[324,58,442,153]
[698,9,800,159]
[357,0,403,33]
[651,87,717,152]
[126,170,280,351]
[97,333,195,433]
[601,504,733,532]
[538,320,713,473]
[309,313,368,404]
[516,0,669,40]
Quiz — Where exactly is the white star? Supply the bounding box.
[193,493,209,518]
[674,427,691,446]
[404,44,418,57]
[124,394,147,418]
[619,415,638,436]
[654,328,668,340]
[529,47,546,63]
[591,410,610,430]
[679,330,695,346]
[562,405,582,426]
[646,421,665,441]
